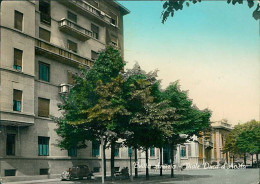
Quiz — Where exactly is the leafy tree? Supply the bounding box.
[223,120,260,166]
[162,81,211,177]
[55,46,126,179]
[162,0,260,23]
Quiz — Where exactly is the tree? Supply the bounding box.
[223,120,260,166]
[162,0,260,23]
[55,46,126,180]
[122,63,176,179]
[162,81,211,177]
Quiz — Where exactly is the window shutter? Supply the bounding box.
[39,28,51,42]
[15,11,23,31]
[38,98,50,117]
[14,49,23,67]
[13,90,22,101]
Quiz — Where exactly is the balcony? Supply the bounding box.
[58,0,114,26]
[205,140,213,149]
[40,13,51,26]
[59,19,92,41]
[35,39,94,67]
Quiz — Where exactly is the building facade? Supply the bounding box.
[174,120,232,166]
[0,0,130,181]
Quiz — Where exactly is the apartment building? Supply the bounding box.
[0,0,130,180]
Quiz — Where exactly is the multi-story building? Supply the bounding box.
[0,0,130,181]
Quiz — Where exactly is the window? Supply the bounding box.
[150,147,155,157]
[40,168,49,175]
[111,35,118,47]
[92,141,100,157]
[111,18,116,26]
[67,71,76,85]
[67,40,77,53]
[180,146,186,158]
[14,10,23,31]
[13,90,22,112]
[115,147,119,157]
[13,48,23,70]
[91,50,98,60]
[6,134,15,155]
[110,12,117,26]
[5,169,16,176]
[38,98,50,117]
[39,28,51,42]
[93,167,100,173]
[91,24,99,39]
[67,11,77,23]
[68,147,77,157]
[128,147,132,157]
[39,0,51,25]
[38,136,49,156]
[39,62,50,82]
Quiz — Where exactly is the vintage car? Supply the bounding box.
[61,165,93,181]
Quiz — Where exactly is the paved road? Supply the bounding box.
[5,168,260,184]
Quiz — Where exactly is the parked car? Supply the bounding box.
[61,165,93,181]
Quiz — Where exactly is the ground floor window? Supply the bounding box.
[68,147,77,157]
[40,168,49,175]
[93,167,100,173]
[115,147,119,157]
[92,141,100,157]
[181,146,187,158]
[38,136,49,156]
[5,169,16,176]
[150,147,155,157]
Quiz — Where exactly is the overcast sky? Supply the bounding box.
[119,1,259,125]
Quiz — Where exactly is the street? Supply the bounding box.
[5,168,260,184]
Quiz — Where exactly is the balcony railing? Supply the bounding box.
[35,39,94,67]
[40,13,51,25]
[59,19,92,41]
[59,0,115,26]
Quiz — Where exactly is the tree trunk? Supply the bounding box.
[145,148,149,180]
[134,147,138,178]
[160,147,163,176]
[111,141,115,180]
[170,144,174,178]
[256,153,258,168]
[103,143,106,178]
[244,153,246,165]
[232,156,235,166]
[251,154,254,167]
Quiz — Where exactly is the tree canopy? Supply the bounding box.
[162,0,260,23]
[223,119,260,157]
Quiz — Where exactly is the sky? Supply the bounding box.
[119,1,260,125]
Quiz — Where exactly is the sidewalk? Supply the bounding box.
[3,171,184,184]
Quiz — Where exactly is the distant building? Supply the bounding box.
[175,120,232,166]
[211,119,232,163]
